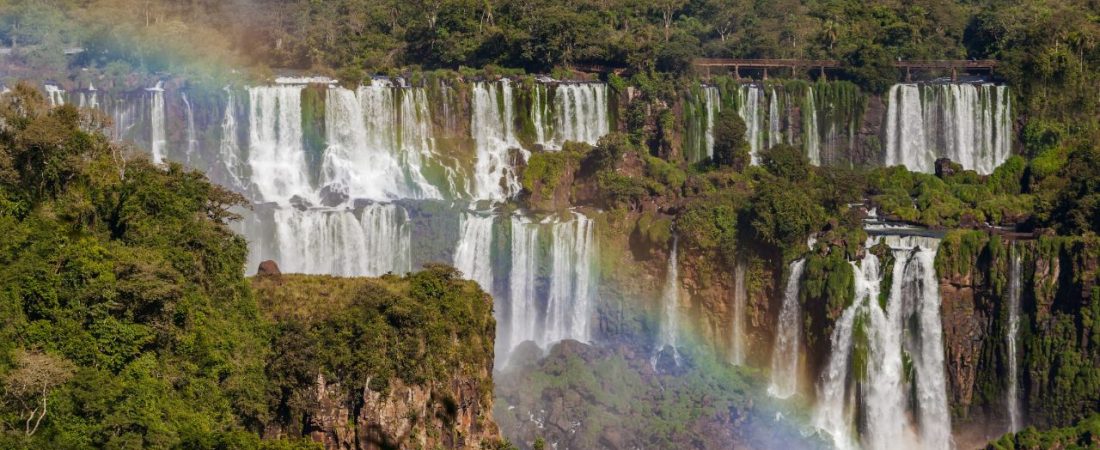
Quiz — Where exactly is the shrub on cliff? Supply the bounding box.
[712,109,750,171]
[760,143,811,182]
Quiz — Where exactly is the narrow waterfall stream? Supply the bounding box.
[769,258,806,399]
[148,83,166,164]
[704,85,721,159]
[657,236,682,362]
[1006,251,1023,433]
[181,92,198,163]
[730,262,748,365]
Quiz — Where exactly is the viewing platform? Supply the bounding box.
[693,58,998,81]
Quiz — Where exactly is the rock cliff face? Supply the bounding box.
[937,232,1100,446]
[304,373,497,450]
[252,267,503,450]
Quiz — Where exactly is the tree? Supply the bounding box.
[760,143,810,181]
[2,350,75,436]
[712,109,749,170]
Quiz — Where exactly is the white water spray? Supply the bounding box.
[769,259,806,398]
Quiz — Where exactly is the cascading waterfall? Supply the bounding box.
[471,80,524,202]
[148,83,166,164]
[504,213,598,361]
[246,204,412,277]
[730,261,748,365]
[545,213,597,346]
[814,251,880,450]
[551,83,609,147]
[454,212,495,291]
[738,84,764,164]
[181,92,198,163]
[247,85,312,204]
[769,258,806,399]
[813,236,953,450]
[321,81,442,202]
[884,83,1011,174]
[1006,252,1022,433]
[508,215,541,356]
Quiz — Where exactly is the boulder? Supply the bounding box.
[257,260,281,276]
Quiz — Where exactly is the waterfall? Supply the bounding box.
[320,81,442,203]
[247,85,312,204]
[813,236,953,450]
[552,83,609,147]
[768,89,782,149]
[181,92,198,163]
[45,85,65,106]
[148,84,167,164]
[504,212,597,361]
[78,85,98,109]
[1006,252,1022,433]
[454,211,495,291]
[814,251,881,450]
[657,237,682,358]
[471,80,524,202]
[246,204,411,277]
[704,86,721,159]
[738,84,764,164]
[508,215,541,355]
[545,213,597,345]
[730,261,748,365]
[884,83,1011,174]
[531,84,550,146]
[769,258,806,399]
[804,87,821,166]
[219,90,245,191]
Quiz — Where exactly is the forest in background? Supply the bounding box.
[1,0,1100,448]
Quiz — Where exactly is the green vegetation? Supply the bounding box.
[0,85,501,448]
[712,109,749,170]
[256,267,498,442]
[986,413,1100,449]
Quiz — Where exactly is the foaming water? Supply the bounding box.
[813,236,953,450]
[242,203,411,277]
[247,85,311,203]
[471,80,524,201]
[504,212,598,363]
[454,211,495,291]
[321,80,442,202]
